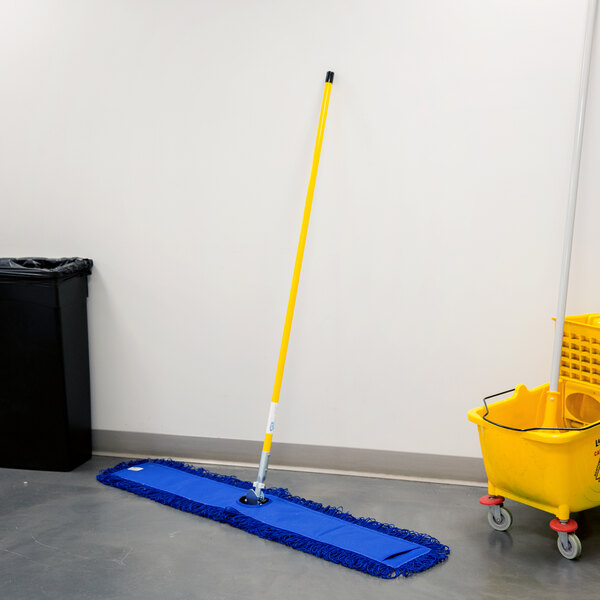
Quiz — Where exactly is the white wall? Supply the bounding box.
[2,0,599,459]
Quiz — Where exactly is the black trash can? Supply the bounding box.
[0,257,93,471]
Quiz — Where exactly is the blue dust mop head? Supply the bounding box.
[98,459,449,578]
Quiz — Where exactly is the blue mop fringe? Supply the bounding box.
[97,458,449,578]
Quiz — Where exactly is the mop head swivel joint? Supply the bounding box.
[240,487,269,506]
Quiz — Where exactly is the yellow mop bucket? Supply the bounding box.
[470,0,600,559]
[469,314,600,559]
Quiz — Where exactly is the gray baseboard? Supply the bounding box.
[92,429,486,485]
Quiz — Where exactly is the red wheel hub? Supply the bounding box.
[550,518,578,533]
[479,494,505,506]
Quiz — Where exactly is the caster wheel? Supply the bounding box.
[557,533,582,560]
[487,506,513,531]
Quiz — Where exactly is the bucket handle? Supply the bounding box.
[482,388,600,432]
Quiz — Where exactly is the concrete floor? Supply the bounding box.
[1,456,599,599]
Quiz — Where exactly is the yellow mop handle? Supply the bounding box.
[245,72,334,503]
[262,72,333,455]
[263,73,333,451]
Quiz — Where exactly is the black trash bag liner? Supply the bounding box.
[0,257,93,281]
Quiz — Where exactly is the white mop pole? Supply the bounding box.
[549,0,598,402]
